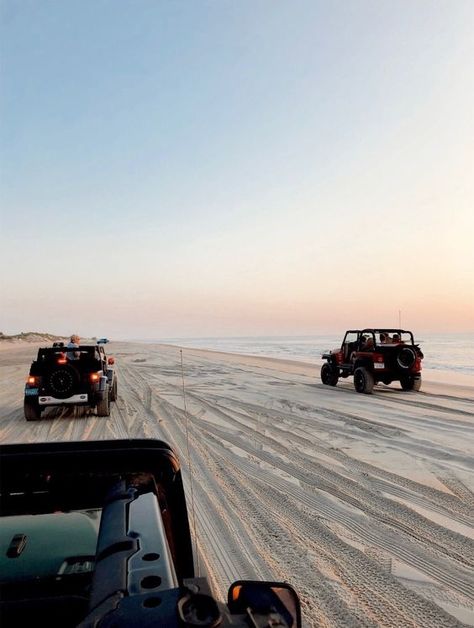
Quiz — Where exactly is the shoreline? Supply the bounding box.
[122,340,474,391]
[2,338,473,391]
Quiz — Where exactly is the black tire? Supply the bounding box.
[97,391,110,417]
[397,347,416,370]
[354,367,374,394]
[400,376,422,391]
[45,365,79,399]
[24,399,42,421]
[109,378,117,402]
[321,363,339,386]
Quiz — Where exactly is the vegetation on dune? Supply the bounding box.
[0,331,68,343]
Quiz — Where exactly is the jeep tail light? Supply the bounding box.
[57,354,67,364]
[90,372,100,382]
[27,376,36,385]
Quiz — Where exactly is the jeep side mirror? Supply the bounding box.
[108,357,115,365]
[228,580,301,627]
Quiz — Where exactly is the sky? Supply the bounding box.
[1,0,473,339]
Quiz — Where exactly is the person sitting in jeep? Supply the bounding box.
[66,334,81,360]
[361,336,374,351]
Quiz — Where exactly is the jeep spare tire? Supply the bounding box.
[46,365,79,398]
[397,347,416,370]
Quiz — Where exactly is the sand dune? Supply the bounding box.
[0,342,473,627]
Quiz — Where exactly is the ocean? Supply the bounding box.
[142,333,473,378]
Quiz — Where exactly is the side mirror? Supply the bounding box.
[108,357,115,365]
[228,580,301,627]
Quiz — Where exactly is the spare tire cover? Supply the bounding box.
[397,347,416,369]
[46,366,79,398]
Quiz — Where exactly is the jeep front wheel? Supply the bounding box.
[321,363,339,386]
[24,399,42,421]
[400,376,422,392]
[354,367,374,394]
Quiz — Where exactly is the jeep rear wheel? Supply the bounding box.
[400,376,422,391]
[24,399,42,421]
[97,391,110,417]
[109,378,117,401]
[354,367,374,394]
[321,363,339,386]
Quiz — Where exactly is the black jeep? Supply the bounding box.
[321,328,424,394]
[24,344,117,420]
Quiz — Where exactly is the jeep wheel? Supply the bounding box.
[400,376,422,392]
[46,365,79,399]
[354,367,374,394]
[321,363,339,386]
[397,347,416,370]
[24,399,42,421]
[97,391,110,417]
[109,378,117,401]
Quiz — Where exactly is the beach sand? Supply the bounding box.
[1,341,473,627]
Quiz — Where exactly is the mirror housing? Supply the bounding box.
[228,580,301,627]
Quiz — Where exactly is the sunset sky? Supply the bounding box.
[1,1,473,339]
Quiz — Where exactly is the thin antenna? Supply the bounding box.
[180,349,200,575]
[398,309,402,329]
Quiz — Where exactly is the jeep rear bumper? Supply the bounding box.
[38,393,91,406]
[26,377,108,407]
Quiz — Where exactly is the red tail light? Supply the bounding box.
[27,376,36,385]
[90,372,100,382]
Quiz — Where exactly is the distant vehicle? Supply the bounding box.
[24,343,117,420]
[0,439,301,628]
[321,328,423,394]
[97,338,109,344]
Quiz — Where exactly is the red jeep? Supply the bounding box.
[321,329,423,394]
